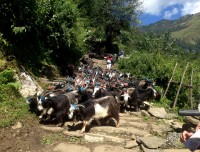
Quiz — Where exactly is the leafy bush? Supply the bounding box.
[118,52,174,79]
[8,81,22,90]
[0,69,15,84]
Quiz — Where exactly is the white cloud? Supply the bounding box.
[181,2,200,15]
[141,0,200,17]
[164,8,179,19]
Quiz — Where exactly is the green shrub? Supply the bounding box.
[0,69,15,84]
[8,81,22,90]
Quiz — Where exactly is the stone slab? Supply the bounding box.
[91,126,149,137]
[40,125,64,133]
[54,142,90,152]
[93,145,138,152]
[86,133,125,143]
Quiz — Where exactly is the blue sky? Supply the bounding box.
[139,0,200,25]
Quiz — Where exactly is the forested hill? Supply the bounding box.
[140,12,200,51]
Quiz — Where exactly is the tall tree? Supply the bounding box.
[78,0,141,53]
[0,0,39,62]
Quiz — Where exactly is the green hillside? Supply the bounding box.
[141,12,200,49]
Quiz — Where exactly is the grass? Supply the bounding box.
[150,97,171,110]
[0,96,28,127]
[41,136,53,145]
[143,115,150,121]
[0,82,29,127]
[67,136,84,144]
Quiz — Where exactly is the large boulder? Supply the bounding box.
[148,107,167,119]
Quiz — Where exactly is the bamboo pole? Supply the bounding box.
[190,69,194,108]
[173,62,189,108]
[162,62,178,99]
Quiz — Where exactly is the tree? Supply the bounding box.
[34,0,89,70]
[78,0,141,53]
[0,0,89,69]
[0,0,37,53]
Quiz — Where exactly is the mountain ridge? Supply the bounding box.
[140,13,200,50]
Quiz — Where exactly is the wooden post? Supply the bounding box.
[162,62,178,99]
[173,62,189,108]
[190,69,194,108]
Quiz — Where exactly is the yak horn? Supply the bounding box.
[76,104,85,108]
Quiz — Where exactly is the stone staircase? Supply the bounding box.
[40,110,195,152]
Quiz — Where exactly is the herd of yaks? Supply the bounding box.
[26,63,161,133]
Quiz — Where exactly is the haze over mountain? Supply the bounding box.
[140,12,200,51]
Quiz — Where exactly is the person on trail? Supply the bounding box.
[180,122,200,151]
[118,50,124,59]
[105,55,113,70]
[180,123,200,143]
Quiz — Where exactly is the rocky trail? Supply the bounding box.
[6,108,196,152]
[40,110,182,152]
[2,58,198,152]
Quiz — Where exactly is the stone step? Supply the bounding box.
[54,142,90,152]
[119,120,150,131]
[93,145,138,152]
[54,143,139,152]
[40,125,64,133]
[120,116,142,122]
[63,129,126,144]
[138,137,166,149]
[85,133,126,143]
[90,126,150,137]
[127,121,149,129]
